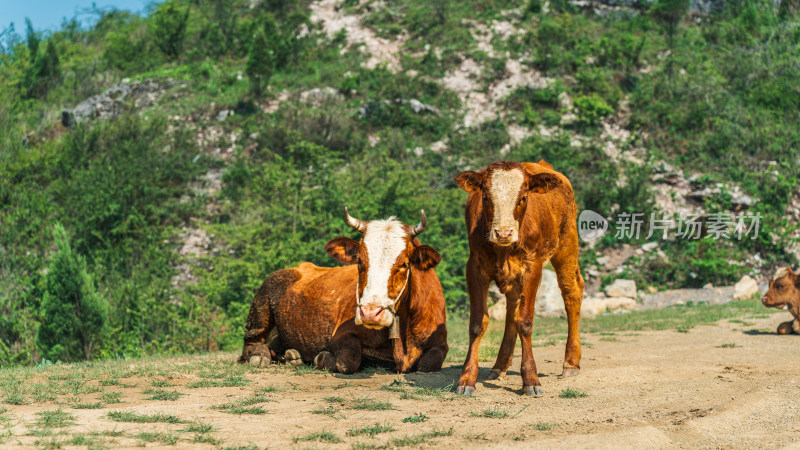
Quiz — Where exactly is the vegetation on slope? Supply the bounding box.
[0,0,797,365]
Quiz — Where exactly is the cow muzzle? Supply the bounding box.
[491,228,518,246]
[356,305,394,329]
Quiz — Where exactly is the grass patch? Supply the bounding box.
[349,398,394,411]
[380,380,454,400]
[185,421,214,434]
[389,428,453,447]
[347,422,395,437]
[143,388,182,401]
[151,380,175,387]
[107,411,185,424]
[254,385,284,393]
[559,388,588,399]
[135,431,180,445]
[311,405,338,416]
[472,407,510,419]
[212,394,272,415]
[36,409,75,428]
[187,376,249,388]
[72,401,104,409]
[292,364,326,376]
[719,343,740,348]
[533,422,557,430]
[101,392,122,404]
[402,413,429,423]
[293,430,342,443]
[193,433,222,444]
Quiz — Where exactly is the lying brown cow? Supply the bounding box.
[454,161,584,396]
[762,267,800,335]
[238,208,448,373]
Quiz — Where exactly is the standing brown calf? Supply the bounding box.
[454,161,583,396]
[238,209,448,373]
[762,267,800,335]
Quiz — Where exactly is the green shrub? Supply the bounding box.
[573,94,614,126]
[150,0,191,60]
[36,224,109,362]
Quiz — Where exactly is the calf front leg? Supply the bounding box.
[456,258,491,395]
[517,262,544,396]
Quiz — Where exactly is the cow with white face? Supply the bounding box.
[239,208,448,374]
[454,160,584,396]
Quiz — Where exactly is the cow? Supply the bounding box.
[238,208,449,374]
[453,160,584,396]
[762,267,800,335]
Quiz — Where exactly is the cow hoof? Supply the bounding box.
[249,353,271,367]
[454,385,475,396]
[486,369,505,381]
[523,385,543,397]
[314,351,336,371]
[284,349,303,366]
[560,367,580,378]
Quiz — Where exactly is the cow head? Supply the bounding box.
[763,267,800,315]
[455,161,561,246]
[325,208,441,329]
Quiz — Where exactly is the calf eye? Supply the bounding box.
[518,196,527,206]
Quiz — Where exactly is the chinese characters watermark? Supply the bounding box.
[578,211,761,243]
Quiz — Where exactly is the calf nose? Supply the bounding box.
[494,229,513,240]
[359,305,385,325]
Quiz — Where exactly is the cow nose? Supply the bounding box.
[494,229,513,240]
[359,305,385,325]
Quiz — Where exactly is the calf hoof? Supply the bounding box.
[249,353,271,367]
[486,369,505,381]
[560,367,580,378]
[454,385,475,396]
[522,385,543,397]
[284,349,303,366]
[777,322,794,335]
[314,351,336,371]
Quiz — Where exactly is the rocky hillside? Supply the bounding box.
[1,0,797,366]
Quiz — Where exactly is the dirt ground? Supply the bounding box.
[2,313,799,449]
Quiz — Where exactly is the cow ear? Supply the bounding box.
[410,245,441,271]
[455,171,483,192]
[525,172,561,194]
[325,237,361,265]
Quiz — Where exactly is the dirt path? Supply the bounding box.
[2,314,799,449]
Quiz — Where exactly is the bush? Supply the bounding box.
[246,29,274,96]
[150,0,191,60]
[573,94,614,126]
[36,224,108,362]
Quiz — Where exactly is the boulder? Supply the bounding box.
[582,296,638,319]
[604,279,637,299]
[487,269,563,320]
[733,275,758,300]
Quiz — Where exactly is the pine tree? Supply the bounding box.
[36,224,108,362]
[245,29,274,97]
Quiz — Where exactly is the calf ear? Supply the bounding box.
[410,245,441,271]
[455,171,483,192]
[525,172,561,194]
[325,237,361,265]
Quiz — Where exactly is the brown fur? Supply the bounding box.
[762,267,800,335]
[238,225,448,374]
[454,160,584,395]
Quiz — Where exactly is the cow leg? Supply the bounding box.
[488,291,519,380]
[322,334,362,374]
[550,238,584,377]
[517,262,544,396]
[417,346,447,373]
[456,258,491,396]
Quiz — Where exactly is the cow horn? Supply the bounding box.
[410,210,427,237]
[344,207,367,233]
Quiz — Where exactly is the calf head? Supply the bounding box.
[763,267,800,317]
[325,208,441,329]
[455,161,561,246]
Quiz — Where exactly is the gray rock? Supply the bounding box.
[62,79,182,128]
[216,109,233,121]
[733,275,758,300]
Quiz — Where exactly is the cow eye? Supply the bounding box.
[518,196,527,206]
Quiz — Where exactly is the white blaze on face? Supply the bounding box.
[773,267,789,281]
[360,218,407,310]
[489,169,524,244]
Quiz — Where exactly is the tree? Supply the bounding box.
[245,29,274,96]
[150,0,190,61]
[36,224,108,362]
[649,0,690,80]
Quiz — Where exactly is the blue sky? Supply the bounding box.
[2,0,151,33]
